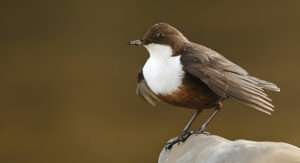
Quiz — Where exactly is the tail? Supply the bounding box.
[234,76,280,115]
[226,74,280,115]
[247,76,280,92]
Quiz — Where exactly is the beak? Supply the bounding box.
[128,39,143,46]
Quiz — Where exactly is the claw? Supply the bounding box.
[164,130,193,150]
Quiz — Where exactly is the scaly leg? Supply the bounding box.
[196,102,222,134]
[165,110,200,150]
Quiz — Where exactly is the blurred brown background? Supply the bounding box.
[0,0,299,162]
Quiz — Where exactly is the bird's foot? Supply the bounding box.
[165,130,193,150]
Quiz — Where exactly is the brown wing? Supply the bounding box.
[181,43,280,115]
[136,70,161,106]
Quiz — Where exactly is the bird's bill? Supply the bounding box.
[129,39,143,46]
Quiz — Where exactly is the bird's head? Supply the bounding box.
[129,23,189,56]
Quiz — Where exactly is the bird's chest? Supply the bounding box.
[142,56,185,95]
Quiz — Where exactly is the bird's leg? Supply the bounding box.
[195,102,222,135]
[165,110,200,150]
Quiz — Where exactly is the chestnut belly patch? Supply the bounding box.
[158,76,221,109]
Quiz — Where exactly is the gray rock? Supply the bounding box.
[159,134,300,163]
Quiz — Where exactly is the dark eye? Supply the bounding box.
[155,32,164,38]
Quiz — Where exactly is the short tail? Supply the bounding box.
[226,74,280,115]
[248,76,280,92]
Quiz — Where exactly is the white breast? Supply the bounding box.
[142,43,184,95]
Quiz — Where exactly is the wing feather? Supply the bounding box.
[182,43,280,114]
[136,70,161,106]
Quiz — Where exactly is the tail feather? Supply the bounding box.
[246,76,280,92]
[224,73,280,115]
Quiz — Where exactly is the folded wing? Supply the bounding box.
[181,44,280,115]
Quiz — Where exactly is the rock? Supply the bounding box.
[159,134,300,163]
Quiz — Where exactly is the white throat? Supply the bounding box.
[142,43,184,95]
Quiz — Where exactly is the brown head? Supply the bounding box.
[129,23,189,55]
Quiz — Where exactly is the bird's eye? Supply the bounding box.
[156,32,164,38]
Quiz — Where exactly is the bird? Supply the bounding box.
[129,23,280,149]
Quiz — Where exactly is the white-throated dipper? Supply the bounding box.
[129,23,280,149]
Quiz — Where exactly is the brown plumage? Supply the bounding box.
[137,69,220,109]
[180,42,280,114]
[130,22,280,149]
